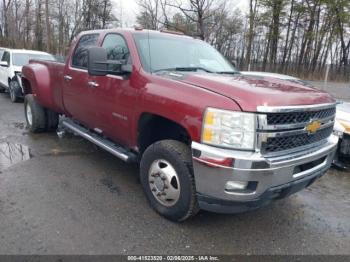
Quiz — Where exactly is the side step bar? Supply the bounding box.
[61,119,137,163]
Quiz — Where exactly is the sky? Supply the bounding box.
[112,0,139,27]
[111,0,249,28]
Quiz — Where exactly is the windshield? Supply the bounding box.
[12,53,56,67]
[133,33,237,74]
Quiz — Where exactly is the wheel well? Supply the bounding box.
[138,113,191,154]
[22,78,32,94]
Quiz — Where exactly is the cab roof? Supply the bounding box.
[78,28,193,39]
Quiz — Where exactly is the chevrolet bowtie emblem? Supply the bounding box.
[306,120,321,134]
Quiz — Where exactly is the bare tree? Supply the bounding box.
[2,0,12,38]
[45,0,51,52]
[245,0,259,69]
[167,0,221,40]
[35,0,43,50]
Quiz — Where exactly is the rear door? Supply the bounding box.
[63,33,99,127]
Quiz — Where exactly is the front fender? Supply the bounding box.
[134,79,241,143]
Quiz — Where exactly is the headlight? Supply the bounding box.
[202,108,256,150]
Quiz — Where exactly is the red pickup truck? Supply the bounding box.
[22,29,338,221]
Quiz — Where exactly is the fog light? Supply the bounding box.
[225,181,248,191]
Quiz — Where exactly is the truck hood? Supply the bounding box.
[171,73,335,112]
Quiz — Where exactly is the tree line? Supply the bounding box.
[0,0,349,81]
[136,0,350,81]
[0,0,117,56]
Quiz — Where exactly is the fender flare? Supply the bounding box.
[22,63,58,111]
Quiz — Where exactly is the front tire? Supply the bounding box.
[140,140,199,222]
[46,110,59,131]
[24,94,47,133]
[9,80,21,103]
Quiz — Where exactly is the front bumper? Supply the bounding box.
[191,135,338,213]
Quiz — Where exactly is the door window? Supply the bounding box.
[71,34,99,69]
[1,52,10,65]
[102,34,131,72]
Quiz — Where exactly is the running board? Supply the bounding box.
[61,119,137,163]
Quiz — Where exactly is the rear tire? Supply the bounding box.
[140,140,199,222]
[46,110,59,131]
[24,94,47,133]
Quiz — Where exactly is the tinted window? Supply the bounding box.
[0,50,4,60]
[72,34,99,69]
[1,52,10,64]
[102,34,130,62]
[102,34,131,73]
[12,53,56,67]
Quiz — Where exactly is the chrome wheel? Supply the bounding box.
[26,103,33,126]
[148,159,180,207]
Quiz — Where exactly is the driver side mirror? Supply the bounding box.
[0,61,9,67]
[87,47,108,76]
[87,47,132,76]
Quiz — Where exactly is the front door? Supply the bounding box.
[91,33,136,146]
[63,33,100,128]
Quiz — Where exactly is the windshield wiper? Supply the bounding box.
[154,67,214,73]
[216,71,240,75]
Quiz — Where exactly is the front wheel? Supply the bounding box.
[9,80,21,103]
[140,140,199,222]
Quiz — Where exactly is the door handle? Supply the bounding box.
[87,81,99,88]
[64,75,72,81]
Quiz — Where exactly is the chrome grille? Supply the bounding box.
[257,103,336,155]
[267,107,336,125]
[263,126,333,153]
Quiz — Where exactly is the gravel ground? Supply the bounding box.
[0,90,349,255]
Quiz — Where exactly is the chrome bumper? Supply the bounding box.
[191,135,338,211]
